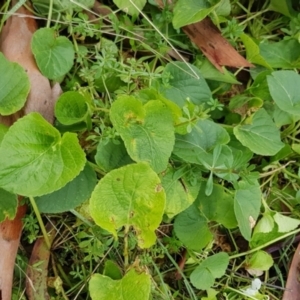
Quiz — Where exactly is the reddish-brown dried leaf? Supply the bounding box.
[183,18,253,72]
[155,0,253,71]
[0,198,26,300]
[26,222,56,300]
[283,242,300,299]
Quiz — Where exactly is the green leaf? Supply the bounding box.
[103,260,122,280]
[36,164,97,213]
[267,71,300,116]
[31,28,75,79]
[110,96,175,173]
[89,269,151,300]
[113,0,146,16]
[233,108,284,156]
[0,113,86,197]
[199,59,240,84]
[234,181,261,241]
[174,204,213,250]
[273,212,300,232]
[0,124,8,145]
[160,167,201,218]
[251,211,300,248]
[173,0,219,29]
[32,0,95,15]
[260,40,300,69]
[160,62,212,107]
[268,0,297,17]
[55,91,88,125]
[0,188,18,222]
[196,184,237,229]
[0,52,30,115]
[95,139,133,172]
[240,34,272,69]
[246,251,273,274]
[190,252,229,290]
[202,288,219,300]
[90,163,166,248]
[173,119,230,164]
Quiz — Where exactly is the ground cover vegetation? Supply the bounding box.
[1,0,300,299]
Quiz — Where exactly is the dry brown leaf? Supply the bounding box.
[26,222,56,300]
[155,0,253,71]
[0,198,26,300]
[283,242,300,299]
[183,18,253,72]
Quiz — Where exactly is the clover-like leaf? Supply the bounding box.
[31,28,74,79]
[0,52,30,115]
[110,96,175,173]
[89,269,151,300]
[0,113,86,197]
[90,162,166,248]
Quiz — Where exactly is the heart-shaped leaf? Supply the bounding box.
[55,91,88,125]
[233,108,284,156]
[31,28,74,79]
[90,162,166,248]
[110,96,175,173]
[190,252,229,290]
[89,269,151,300]
[0,113,86,197]
[0,52,30,115]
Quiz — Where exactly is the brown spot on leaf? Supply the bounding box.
[155,184,163,193]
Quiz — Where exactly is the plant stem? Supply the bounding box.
[157,239,198,300]
[229,227,300,259]
[28,196,51,249]
[46,0,54,28]
[124,225,129,268]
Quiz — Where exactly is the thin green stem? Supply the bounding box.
[46,0,53,28]
[229,227,300,259]
[29,196,51,249]
[157,239,198,300]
